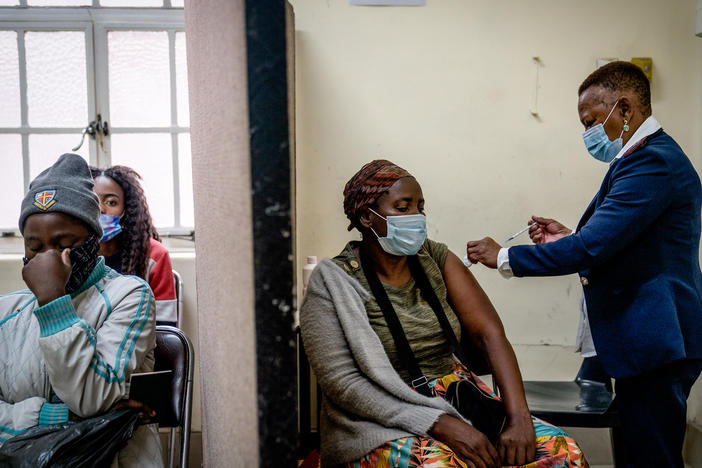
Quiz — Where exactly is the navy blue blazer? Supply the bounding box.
[509,129,702,379]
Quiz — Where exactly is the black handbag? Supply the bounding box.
[443,377,507,444]
[359,247,507,443]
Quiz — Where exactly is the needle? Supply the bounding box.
[505,223,535,243]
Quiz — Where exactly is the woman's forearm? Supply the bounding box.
[479,332,530,419]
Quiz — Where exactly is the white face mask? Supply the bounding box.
[369,208,427,256]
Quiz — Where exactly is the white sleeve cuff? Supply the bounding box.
[497,248,513,279]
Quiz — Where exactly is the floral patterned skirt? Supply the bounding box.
[345,363,589,468]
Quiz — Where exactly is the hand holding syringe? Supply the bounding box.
[464,222,537,267]
[464,217,572,267]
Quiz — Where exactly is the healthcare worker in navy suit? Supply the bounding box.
[467,61,702,468]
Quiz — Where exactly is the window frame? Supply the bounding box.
[0,20,97,191]
[0,6,190,236]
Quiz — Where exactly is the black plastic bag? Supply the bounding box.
[0,408,140,468]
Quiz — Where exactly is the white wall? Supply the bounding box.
[167,252,201,433]
[291,0,702,349]
[0,254,25,294]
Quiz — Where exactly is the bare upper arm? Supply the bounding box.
[442,250,507,346]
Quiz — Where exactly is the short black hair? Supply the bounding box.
[578,61,651,114]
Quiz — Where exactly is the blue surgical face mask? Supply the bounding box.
[369,208,427,256]
[99,213,122,243]
[582,99,624,163]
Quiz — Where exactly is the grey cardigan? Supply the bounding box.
[300,258,464,466]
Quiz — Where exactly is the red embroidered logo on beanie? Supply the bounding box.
[33,190,56,210]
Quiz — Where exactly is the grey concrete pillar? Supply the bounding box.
[184,1,259,466]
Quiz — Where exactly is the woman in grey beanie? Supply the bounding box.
[18,153,103,294]
[1,153,163,467]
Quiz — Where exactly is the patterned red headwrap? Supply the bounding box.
[343,159,411,231]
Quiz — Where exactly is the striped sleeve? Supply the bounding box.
[37,277,156,418]
[0,400,69,446]
[33,295,80,337]
[0,396,44,445]
[38,402,69,426]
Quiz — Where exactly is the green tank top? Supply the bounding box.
[332,239,461,383]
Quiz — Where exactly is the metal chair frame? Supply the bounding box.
[172,270,184,329]
[155,325,194,468]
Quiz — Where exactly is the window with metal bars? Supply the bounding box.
[0,3,192,237]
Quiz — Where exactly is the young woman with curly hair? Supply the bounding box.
[90,165,177,326]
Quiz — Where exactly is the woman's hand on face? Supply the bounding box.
[496,411,536,466]
[22,249,72,306]
[429,414,500,468]
[528,216,572,244]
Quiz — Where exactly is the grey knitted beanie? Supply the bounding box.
[19,153,102,237]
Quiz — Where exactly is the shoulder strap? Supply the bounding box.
[407,256,484,387]
[406,255,469,366]
[358,246,432,396]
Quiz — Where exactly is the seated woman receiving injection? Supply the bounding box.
[91,166,177,326]
[300,160,587,468]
